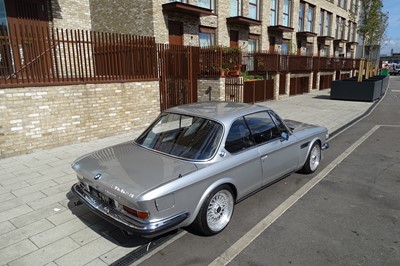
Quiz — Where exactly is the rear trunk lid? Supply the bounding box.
[72,142,198,200]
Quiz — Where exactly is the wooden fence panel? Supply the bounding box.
[0,23,158,87]
[157,44,198,111]
[243,79,274,103]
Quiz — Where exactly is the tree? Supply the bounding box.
[354,0,389,59]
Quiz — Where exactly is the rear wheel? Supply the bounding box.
[301,142,321,174]
[192,185,234,236]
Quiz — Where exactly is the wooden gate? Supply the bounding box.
[320,74,333,90]
[290,76,309,95]
[157,44,199,111]
[5,0,53,80]
[243,79,274,103]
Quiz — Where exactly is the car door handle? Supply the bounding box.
[261,154,268,161]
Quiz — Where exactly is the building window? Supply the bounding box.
[169,0,188,3]
[230,0,242,16]
[199,26,215,47]
[349,0,358,13]
[306,5,314,32]
[282,0,291,27]
[306,44,313,56]
[336,16,345,39]
[282,40,289,55]
[347,21,357,42]
[319,10,324,35]
[270,0,277,26]
[319,44,330,57]
[198,0,215,12]
[247,34,259,71]
[298,2,305,31]
[325,12,332,36]
[338,0,347,9]
[249,0,259,20]
[324,11,332,36]
[320,10,332,36]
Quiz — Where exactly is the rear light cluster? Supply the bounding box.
[122,205,149,219]
[78,180,149,220]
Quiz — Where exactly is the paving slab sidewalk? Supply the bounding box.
[0,89,375,266]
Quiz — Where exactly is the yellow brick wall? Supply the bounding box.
[0,82,160,158]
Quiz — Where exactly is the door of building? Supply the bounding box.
[269,36,275,53]
[168,20,183,45]
[230,30,239,47]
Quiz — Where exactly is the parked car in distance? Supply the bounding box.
[71,102,329,238]
[388,63,400,75]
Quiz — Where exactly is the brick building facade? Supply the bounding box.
[0,0,360,157]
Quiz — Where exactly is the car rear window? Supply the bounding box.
[136,113,223,160]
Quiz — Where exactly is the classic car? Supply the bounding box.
[71,102,329,238]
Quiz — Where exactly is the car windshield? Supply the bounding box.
[135,113,223,160]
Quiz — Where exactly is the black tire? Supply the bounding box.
[191,185,234,236]
[300,142,321,174]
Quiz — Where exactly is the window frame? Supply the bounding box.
[230,0,242,17]
[325,11,332,36]
[249,0,259,20]
[306,5,315,32]
[199,26,216,47]
[270,0,278,26]
[198,0,215,12]
[282,0,292,27]
[298,2,305,32]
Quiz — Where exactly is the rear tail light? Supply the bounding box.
[123,205,149,220]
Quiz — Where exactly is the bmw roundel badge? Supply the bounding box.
[94,173,102,180]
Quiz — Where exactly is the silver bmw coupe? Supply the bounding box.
[71,102,328,238]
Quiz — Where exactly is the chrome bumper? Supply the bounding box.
[71,183,189,238]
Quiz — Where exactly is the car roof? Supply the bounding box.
[164,101,271,124]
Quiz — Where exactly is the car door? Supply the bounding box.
[244,111,300,185]
[223,117,263,198]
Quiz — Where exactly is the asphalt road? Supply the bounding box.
[133,77,400,266]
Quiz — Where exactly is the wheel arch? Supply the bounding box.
[186,178,238,225]
[299,137,322,167]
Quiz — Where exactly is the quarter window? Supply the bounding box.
[225,118,254,153]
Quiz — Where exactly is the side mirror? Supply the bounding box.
[280,132,289,142]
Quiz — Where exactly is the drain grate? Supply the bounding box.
[110,230,181,266]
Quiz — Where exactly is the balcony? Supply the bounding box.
[317,36,334,42]
[268,25,294,33]
[297,31,317,38]
[334,38,348,44]
[226,16,261,26]
[162,2,214,17]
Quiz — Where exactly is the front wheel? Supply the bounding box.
[301,142,321,174]
[192,185,234,236]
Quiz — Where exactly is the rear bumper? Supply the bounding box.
[71,183,189,238]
